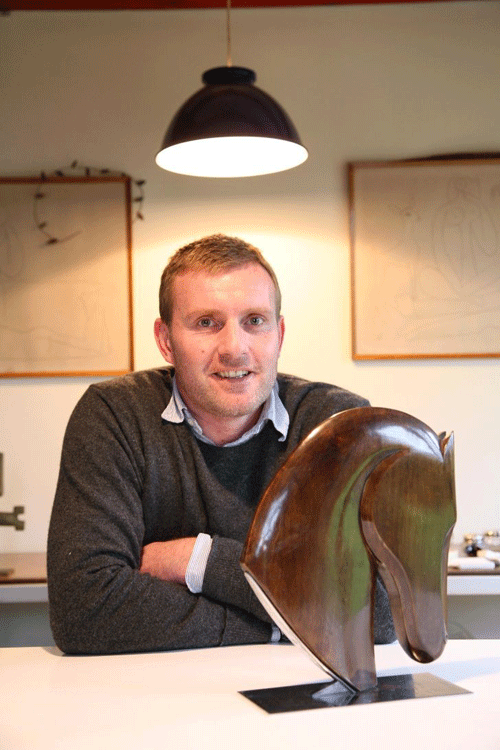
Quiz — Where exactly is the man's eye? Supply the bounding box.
[198,318,214,328]
[248,316,264,326]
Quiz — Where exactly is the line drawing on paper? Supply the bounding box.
[0,177,132,376]
[351,161,500,358]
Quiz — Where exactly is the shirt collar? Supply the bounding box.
[162,377,289,447]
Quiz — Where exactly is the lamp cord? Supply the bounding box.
[226,0,232,67]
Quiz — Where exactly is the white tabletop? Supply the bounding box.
[1,639,499,750]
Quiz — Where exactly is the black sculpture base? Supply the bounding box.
[240,672,470,713]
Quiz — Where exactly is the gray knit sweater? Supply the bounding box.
[47,368,395,654]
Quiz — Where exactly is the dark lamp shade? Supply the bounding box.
[155,67,308,178]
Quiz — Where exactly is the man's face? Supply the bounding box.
[155,263,285,441]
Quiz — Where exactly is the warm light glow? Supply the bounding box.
[155,136,308,178]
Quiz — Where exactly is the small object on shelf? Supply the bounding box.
[0,455,25,530]
[0,505,25,531]
[462,531,500,557]
[463,533,485,556]
[477,549,500,566]
[483,530,500,552]
[448,549,496,571]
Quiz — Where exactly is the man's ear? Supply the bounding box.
[154,318,174,364]
[277,316,285,355]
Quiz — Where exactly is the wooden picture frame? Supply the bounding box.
[0,175,133,377]
[349,157,500,360]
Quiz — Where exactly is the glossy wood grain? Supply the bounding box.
[241,407,456,692]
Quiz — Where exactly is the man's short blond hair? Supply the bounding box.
[159,234,282,324]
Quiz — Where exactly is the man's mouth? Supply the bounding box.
[214,370,250,379]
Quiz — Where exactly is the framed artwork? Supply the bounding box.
[349,157,500,360]
[0,175,134,377]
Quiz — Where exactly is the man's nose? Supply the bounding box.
[217,321,248,360]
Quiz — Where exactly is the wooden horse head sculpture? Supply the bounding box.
[241,407,456,693]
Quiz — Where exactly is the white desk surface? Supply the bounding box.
[1,639,499,750]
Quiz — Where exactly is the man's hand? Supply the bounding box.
[140,538,197,585]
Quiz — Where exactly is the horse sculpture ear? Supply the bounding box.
[441,431,455,463]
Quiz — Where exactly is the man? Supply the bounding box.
[48,234,394,654]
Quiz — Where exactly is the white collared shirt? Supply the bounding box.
[161,378,289,446]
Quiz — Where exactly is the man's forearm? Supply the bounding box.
[140,538,197,584]
[138,535,275,625]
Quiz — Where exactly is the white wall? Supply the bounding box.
[1,1,499,552]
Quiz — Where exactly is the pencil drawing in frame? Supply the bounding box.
[0,175,134,377]
[349,157,500,360]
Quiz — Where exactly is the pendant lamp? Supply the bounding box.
[155,1,308,178]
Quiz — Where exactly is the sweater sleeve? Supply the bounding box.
[202,536,274,622]
[185,534,273,625]
[47,387,272,655]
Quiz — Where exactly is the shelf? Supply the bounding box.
[0,552,47,584]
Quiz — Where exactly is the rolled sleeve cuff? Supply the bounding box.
[185,533,213,594]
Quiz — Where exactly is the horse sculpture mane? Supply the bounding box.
[241,407,456,693]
